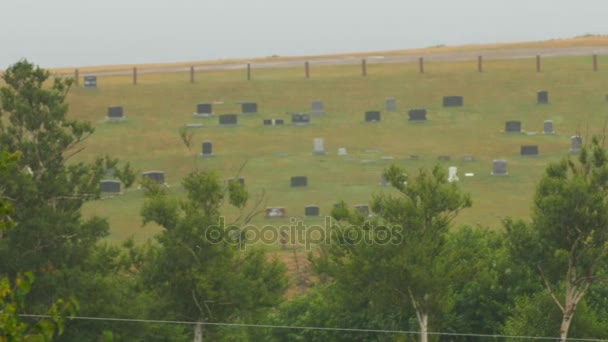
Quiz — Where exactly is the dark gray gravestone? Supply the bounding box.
[385,97,396,112]
[543,120,554,134]
[142,171,165,184]
[365,111,381,122]
[290,176,308,187]
[310,100,325,115]
[537,90,549,104]
[438,155,451,161]
[443,96,464,107]
[219,114,238,125]
[408,109,427,122]
[83,76,97,88]
[227,177,245,185]
[491,160,508,176]
[570,136,582,154]
[195,103,213,116]
[292,114,310,126]
[263,119,272,126]
[241,102,257,114]
[304,205,320,217]
[201,141,213,157]
[100,180,120,193]
[265,207,286,218]
[354,204,369,216]
[275,119,284,125]
[521,145,539,156]
[505,121,522,133]
[107,106,124,120]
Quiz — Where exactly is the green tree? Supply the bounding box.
[0,60,135,339]
[505,136,608,341]
[140,170,287,341]
[314,164,471,342]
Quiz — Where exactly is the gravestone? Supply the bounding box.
[505,121,522,133]
[354,204,369,216]
[275,119,284,125]
[408,109,427,122]
[337,147,347,156]
[448,166,459,183]
[142,171,165,184]
[263,119,272,125]
[365,111,381,122]
[543,120,554,134]
[313,138,325,155]
[462,155,475,162]
[438,155,451,161]
[227,177,245,185]
[380,174,388,186]
[100,180,120,193]
[83,75,97,88]
[521,145,539,156]
[443,96,464,107]
[537,90,549,104]
[265,207,286,218]
[107,106,124,121]
[491,160,508,176]
[194,103,213,117]
[290,176,308,187]
[570,136,582,154]
[310,100,325,115]
[201,141,213,157]
[219,114,238,125]
[241,102,257,114]
[305,205,320,217]
[292,114,311,126]
[385,97,396,112]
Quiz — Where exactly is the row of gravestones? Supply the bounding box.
[504,120,555,134]
[265,204,370,218]
[100,171,244,194]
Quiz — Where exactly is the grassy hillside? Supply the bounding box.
[59,53,608,246]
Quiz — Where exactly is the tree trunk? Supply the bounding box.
[418,312,428,342]
[194,322,203,342]
[559,312,572,342]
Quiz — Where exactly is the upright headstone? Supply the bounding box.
[227,177,245,185]
[443,96,464,107]
[448,166,459,183]
[521,145,539,156]
[385,97,396,112]
[505,121,522,133]
[265,207,286,218]
[201,141,213,157]
[543,120,554,134]
[219,114,238,125]
[491,160,508,176]
[263,119,272,126]
[275,119,284,125]
[304,205,320,217]
[310,100,325,115]
[290,176,308,187]
[570,136,582,154]
[337,147,347,156]
[408,109,427,122]
[313,138,325,155]
[100,180,121,193]
[537,90,549,104]
[107,106,125,121]
[365,111,381,122]
[241,102,258,114]
[291,114,311,126]
[142,171,165,184]
[380,174,388,186]
[83,75,97,88]
[354,204,369,216]
[194,103,213,117]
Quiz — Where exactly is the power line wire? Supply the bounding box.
[18,314,607,341]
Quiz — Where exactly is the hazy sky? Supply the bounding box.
[2,0,607,69]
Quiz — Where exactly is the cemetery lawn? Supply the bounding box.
[64,52,608,246]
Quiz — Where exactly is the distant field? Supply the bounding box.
[51,47,608,249]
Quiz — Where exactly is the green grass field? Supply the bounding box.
[63,54,608,245]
